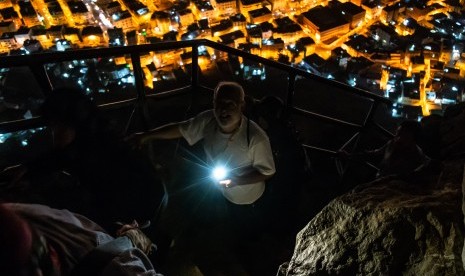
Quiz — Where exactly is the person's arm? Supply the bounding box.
[219,170,274,188]
[126,123,183,149]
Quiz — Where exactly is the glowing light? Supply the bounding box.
[212,166,228,181]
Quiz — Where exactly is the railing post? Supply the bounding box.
[286,72,296,118]
[30,63,53,95]
[191,43,199,89]
[130,52,150,130]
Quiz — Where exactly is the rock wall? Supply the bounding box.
[279,161,464,275]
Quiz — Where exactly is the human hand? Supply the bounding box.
[124,133,149,150]
[218,174,239,188]
[116,220,155,255]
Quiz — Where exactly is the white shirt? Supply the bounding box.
[179,110,276,204]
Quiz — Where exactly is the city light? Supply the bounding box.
[0,0,462,121]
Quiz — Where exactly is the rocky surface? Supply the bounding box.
[278,160,465,275]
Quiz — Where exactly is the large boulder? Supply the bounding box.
[278,161,464,275]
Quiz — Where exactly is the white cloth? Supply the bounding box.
[6,203,160,276]
[179,110,275,204]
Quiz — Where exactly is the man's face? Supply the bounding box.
[214,90,243,133]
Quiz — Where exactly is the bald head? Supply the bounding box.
[213,81,245,104]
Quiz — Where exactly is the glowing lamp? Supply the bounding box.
[212,166,228,181]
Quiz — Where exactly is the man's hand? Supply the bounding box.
[218,174,240,188]
[116,220,155,255]
[219,179,234,188]
[124,133,149,150]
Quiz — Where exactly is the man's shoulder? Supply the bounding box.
[246,119,270,143]
[195,109,214,119]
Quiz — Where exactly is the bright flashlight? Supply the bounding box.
[212,166,228,181]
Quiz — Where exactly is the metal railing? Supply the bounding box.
[0,39,393,177]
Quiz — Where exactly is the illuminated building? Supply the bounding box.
[47,1,67,26]
[54,39,73,51]
[230,13,246,30]
[152,0,172,10]
[211,19,233,37]
[150,11,171,34]
[261,37,284,59]
[122,0,149,17]
[301,6,350,43]
[371,24,396,46]
[274,17,303,44]
[238,42,260,56]
[288,36,315,63]
[219,30,246,47]
[381,2,405,24]
[301,53,339,79]
[0,7,21,28]
[246,24,262,45]
[18,1,40,27]
[162,30,178,41]
[331,47,350,69]
[259,21,273,40]
[248,7,272,24]
[108,27,125,46]
[113,10,137,32]
[106,2,122,15]
[361,0,381,20]
[30,28,49,48]
[0,32,15,52]
[81,26,105,47]
[344,34,372,57]
[197,18,212,38]
[241,55,265,80]
[0,0,11,9]
[239,0,262,17]
[192,0,215,21]
[96,0,113,6]
[68,1,91,26]
[212,0,237,17]
[63,27,81,44]
[109,64,132,80]
[178,9,195,28]
[396,17,417,36]
[298,37,315,54]
[266,0,286,12]
[126,30,138,45]
[328,1,366,29]
[0,21,15,33]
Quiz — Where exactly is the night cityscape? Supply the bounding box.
[0,0,464,121]
[1,0,465,274]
